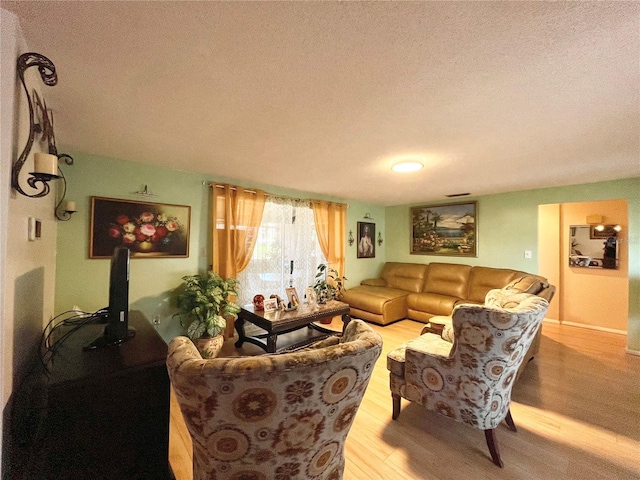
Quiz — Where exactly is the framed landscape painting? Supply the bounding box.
[90,196,190,259]
[410,201,477,257]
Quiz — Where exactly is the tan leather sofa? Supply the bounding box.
[343,261,555,380]
[342,262,554,326]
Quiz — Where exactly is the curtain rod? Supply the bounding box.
[206,182,348,206]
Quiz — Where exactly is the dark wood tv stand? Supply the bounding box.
[16,311,173,479]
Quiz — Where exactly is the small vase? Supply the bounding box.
[136,240,156,253]
[194,335,224,359]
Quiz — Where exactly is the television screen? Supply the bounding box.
[84,247,135,350]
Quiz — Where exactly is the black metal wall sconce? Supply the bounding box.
[377,231,383,246]
[12,52,76,220]
[348,230,354,246]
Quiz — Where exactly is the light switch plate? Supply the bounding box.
[28,217,42,241]
[524,250,532,259]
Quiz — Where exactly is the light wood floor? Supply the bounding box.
[169,320,640,479]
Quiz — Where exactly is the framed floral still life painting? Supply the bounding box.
[410,201,477,257]
[90,196,191,258]
[357,221,375,258]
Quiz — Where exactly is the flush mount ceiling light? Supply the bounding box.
[392,159,424,173]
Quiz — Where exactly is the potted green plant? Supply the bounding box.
[312,263,347,305]
[175,271,241,357]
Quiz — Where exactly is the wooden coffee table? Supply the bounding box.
[234,300,351,353]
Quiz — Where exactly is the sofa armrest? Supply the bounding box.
[361,278,387,287]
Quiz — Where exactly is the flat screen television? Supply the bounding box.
[84,246,136,350]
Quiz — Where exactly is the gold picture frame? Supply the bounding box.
[410,201,477,257]
[90,196,190,259]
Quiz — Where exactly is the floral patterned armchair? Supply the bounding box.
[167,319,382,480]
[387,289,549,467]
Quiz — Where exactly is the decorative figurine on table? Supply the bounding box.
[305,287,317,307]
[252,294,265,311]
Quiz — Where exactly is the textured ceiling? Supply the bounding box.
[3,1,639,206]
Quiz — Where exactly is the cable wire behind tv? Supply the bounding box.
[39,307,108,373]
[10,307,108,456]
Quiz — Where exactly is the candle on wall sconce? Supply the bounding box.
[12,53,75,202]
[34,152,59,176]
[55,196,77,221]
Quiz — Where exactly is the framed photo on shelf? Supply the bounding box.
[90,196,190,259]
[285,287,300,307]
[263,298,279,313]
[410,201,477,257]
[357,221,375,258]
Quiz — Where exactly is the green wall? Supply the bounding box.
[385,177,640,351]
[56,152,639,349]
[55,151,382,340]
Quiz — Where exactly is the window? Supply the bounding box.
[236,197,326,306]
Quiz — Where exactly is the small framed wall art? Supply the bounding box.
[357,221,375,258]
[90,196,191,259]
[410,201,477,257]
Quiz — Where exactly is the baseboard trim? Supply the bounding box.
[625,348,640,357]
[542,318,627,336]
[542,318,560,324]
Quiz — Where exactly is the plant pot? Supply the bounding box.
[194,335,224,359]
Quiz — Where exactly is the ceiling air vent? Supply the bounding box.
[445,193,471,198]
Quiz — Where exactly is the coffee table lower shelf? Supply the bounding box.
[234,323,339,352]
[234,301,351,353]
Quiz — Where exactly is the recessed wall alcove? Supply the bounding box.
[538,199,628,333]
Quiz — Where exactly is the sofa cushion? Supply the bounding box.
[485,289,549,312]
[342,285,410,312]
[387,332,452,378]
[467,267,522,303]
[422,263,471,298]
[407,292,461,317]
[361,278,387,287]
[380,262,429,293]
[342,285,411,324]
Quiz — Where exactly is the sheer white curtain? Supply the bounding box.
[237,197,327,306]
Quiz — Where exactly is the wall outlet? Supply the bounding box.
[524,250,532,259]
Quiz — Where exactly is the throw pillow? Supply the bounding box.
[504,275,547,295]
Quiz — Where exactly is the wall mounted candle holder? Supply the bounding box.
[11,52,75,215]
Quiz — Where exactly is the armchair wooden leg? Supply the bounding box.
[504,408,517,432]
[392,394,401,420]
[484,428,504,468]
